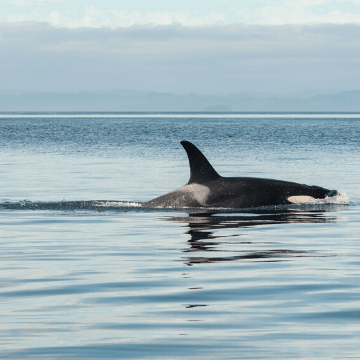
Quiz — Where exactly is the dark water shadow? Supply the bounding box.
[165,205,347,266]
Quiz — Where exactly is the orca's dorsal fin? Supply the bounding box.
[180,141,221,184]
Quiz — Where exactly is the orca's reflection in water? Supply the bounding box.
[166,205,346,266]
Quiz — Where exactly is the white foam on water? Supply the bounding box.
[314,191,349,205]
[94,201,143,208]
[0,200,144,211]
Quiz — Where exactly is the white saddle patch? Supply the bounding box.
[288,195,316,204]
[180,184,210,206]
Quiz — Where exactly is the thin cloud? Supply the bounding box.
[8,0,61,4]
[8,0,32,6]
[251,1,360,24]
[3,1,360,28]
[41,8,228,28]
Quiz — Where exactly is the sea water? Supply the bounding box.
[0,113,360,359]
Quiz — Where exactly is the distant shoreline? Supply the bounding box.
[1,112,360,118]
[1,90,360,112]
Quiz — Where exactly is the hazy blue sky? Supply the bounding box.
[1,0,360,94]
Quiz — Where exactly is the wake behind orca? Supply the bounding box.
[143,141,338,209]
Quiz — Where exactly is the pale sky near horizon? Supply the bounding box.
[1,1,360,95]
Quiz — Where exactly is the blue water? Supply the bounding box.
[1,113,360,359]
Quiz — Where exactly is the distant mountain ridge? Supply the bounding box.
[1,90,360,112]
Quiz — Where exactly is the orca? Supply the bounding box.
[143,141,338,209]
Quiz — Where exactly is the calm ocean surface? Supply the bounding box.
[1,113,360,359]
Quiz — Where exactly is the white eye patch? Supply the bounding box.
[288,195,316,204]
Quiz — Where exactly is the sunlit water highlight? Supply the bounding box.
[0,113,360,359]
